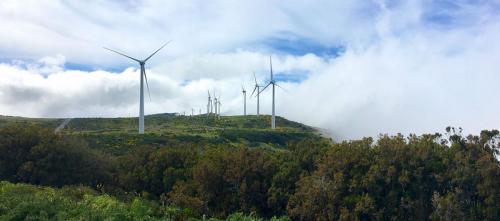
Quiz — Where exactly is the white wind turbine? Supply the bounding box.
[251,72,263,116]
[207,90,212,115]
[104,41,171,134]
[217,95,221,117]
[259,56,284,129]
[213,91,218,116]
[242,85,247,116]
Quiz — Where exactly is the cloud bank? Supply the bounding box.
[1,0,500,139]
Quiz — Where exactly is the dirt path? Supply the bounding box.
[54,118,71,134]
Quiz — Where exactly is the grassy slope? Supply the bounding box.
[0,113,324,155]
[0,115,63,129]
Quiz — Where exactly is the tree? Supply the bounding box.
[192,147,277,217]
[0,125,113,187]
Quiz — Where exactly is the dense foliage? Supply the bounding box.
[0,181,289,220]
[1,117,500,220]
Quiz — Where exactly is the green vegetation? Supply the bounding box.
[0,181,289,220]
[0,115,62,129]
[1,114,499,220]
[1,114,320,155]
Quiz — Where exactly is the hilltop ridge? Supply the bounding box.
[1,113,326,155]
[1,113,315,133]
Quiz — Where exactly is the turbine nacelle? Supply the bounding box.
[257,55,283,129]
[103,41,171,134]
[258,56,285,95]
[251,72,263,97]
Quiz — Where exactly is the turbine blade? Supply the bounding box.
[275,83,288,93]
[250,86,257,97]
[258,83,271,96]
[143,69,151,101]
[269,56,273,81]
[253,72,257,84]
[103,47,141,62]
[144,40,171,62]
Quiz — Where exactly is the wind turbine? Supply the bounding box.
[259,56,283,129]
[242,85,247,116]
[251,72,263,115]
[217,95,222,117]
[104,41,170,134]
[214,91,218,116]
[207,90,212,115]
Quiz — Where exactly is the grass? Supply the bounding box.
[63,114,313,133]
[0,115,63,129]
[0,181,290,220]
[1,113,322,155]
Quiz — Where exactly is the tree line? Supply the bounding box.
[1,125,499,220]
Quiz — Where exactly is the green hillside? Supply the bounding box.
[65,113,313,133]
[0,113,314,134]
[0,113,327,220]
[1,114,499,220]
[0,115,63,129]
[1,113,323,155]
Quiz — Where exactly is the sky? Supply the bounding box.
[1,0,500,140]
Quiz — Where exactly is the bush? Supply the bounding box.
[0,125,114,188]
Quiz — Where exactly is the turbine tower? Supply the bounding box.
[217,95,221,117]
[251,72,262,115]
[242,85,247,116]
[104,41,170,134]
[207,90,212,115]
[259,56,283,129]
[214,91,218,116]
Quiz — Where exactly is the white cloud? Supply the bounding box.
[280,3,500,139]
[0,52,324,119]
[0,0,377,66]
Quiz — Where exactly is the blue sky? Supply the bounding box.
[263,35,344,57]
[0,0,499,139]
